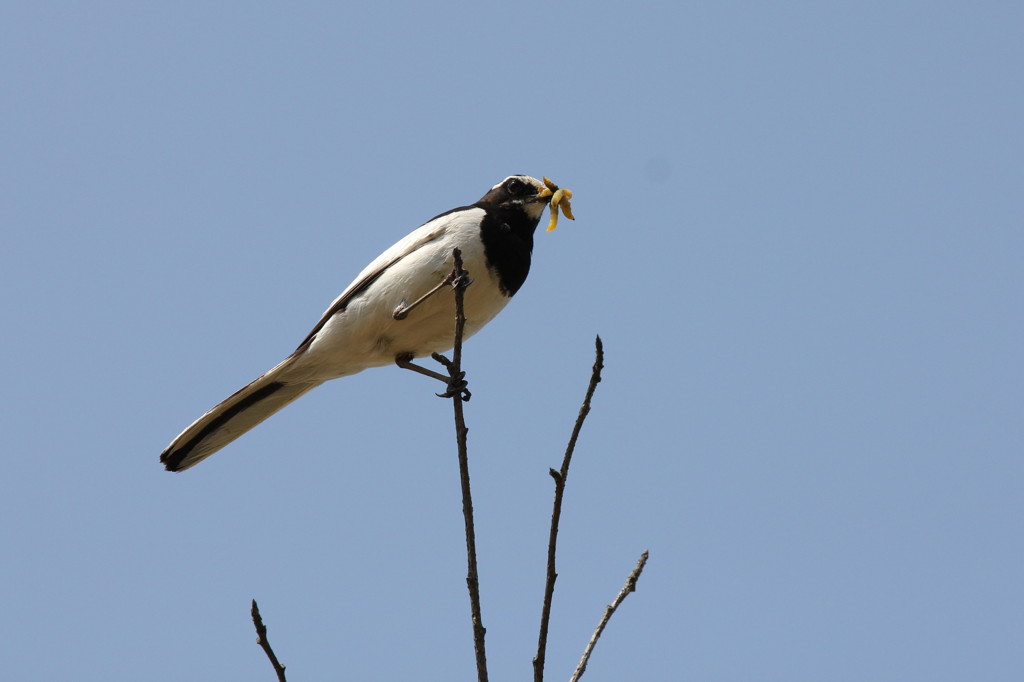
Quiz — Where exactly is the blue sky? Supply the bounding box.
[2,2,1022,680]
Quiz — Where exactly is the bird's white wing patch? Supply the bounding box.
[292,208,484,354]
[342,219,452,299]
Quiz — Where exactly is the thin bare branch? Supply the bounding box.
[434,248,489,682]
[533,336,605,682]
[569,551,649,682]
[251,599,287,682]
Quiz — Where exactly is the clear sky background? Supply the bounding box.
[2,2,1021,680]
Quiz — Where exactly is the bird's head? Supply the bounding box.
[476,175,575,229]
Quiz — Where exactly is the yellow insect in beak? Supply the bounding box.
[539,176,575,232]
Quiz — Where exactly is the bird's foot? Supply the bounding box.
[395,353,471,401]
[430,352,471,401]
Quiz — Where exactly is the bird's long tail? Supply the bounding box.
[160,365,320,472]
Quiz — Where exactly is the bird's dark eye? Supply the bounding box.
[506,178,525,195]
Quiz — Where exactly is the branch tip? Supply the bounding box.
[534,337,607,682]
[567,550,650,682]
[250,599,287,682]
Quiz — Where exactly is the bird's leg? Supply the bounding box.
[392,277,449,320]
[395,352,452,383]
[393,257,473,401]
[395,352,471,401]
[393,270,474,320]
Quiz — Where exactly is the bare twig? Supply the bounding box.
[533,336,605,682]
[569,551,649,682]
[435,248,489,682]
[251,599,287,682]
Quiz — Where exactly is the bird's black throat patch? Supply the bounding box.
[477,205,540,296]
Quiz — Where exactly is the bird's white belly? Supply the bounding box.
[297,232,510,379]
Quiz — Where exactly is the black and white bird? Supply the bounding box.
[160,175,572,472]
